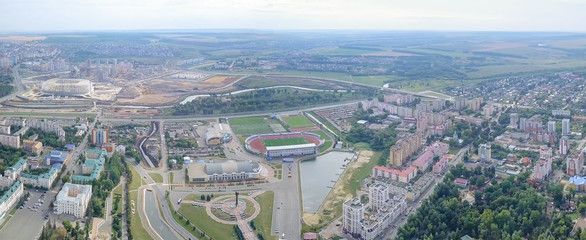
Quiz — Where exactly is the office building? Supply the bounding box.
[56,183,92,218]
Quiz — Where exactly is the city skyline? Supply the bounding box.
[2,0,586,32]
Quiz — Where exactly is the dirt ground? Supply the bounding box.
[302,150,373,226]
[116,93,181,105]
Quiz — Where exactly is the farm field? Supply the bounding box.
[263,137,308,147]
[283,115,315,128]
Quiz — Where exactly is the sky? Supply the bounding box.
[2,0,586,32]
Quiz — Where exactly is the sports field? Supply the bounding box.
[283,115,315,128]
[230,116,274,135]
[263,137,308,147]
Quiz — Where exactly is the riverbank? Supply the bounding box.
[302,150,376,227]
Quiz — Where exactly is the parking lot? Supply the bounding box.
[0,189,55,240]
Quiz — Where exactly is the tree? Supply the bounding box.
[61,175,70,183]
[56,227,67,240]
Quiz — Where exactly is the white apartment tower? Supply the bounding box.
[343,198,364,236]
[369,183,390,212]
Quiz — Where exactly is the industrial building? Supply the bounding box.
[56,183,92,218]
[205,126,222,146]
[41,78,94,97]
[187,161,262,182]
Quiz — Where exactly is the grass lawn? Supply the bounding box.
[283,115,315,128]
[263,137,308,147]
[353,142,371,150]
[169,172,174,184]
[230,116,274,135]
[347,151,381,195]
[319,140,333,153]
[148,173,163,183]
[229,116,267,125]
[128,166,143,191]
[179,205,235,240]
[254,191,276,240]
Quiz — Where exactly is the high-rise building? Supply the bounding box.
[91,129,109,145]
[562,118,571,135]
[479,144,491,161]
[560,136,570,155]
[369,184,390,212]
[343,198,364,236]
[547,121,556,134]
[567,149,585,177]
[510,113,519,127]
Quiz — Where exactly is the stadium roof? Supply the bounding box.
[266,143,316,151]
[205,161,260,175]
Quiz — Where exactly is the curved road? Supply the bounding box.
[130,161,198,240]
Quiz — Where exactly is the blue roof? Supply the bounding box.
[52,163,63,170]
[65,144,75,148]
[570,176,586,186]
[44,150,67,163]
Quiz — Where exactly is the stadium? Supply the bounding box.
[245,132,324,159]
[41,78,94,97]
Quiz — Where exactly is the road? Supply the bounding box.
[130,161,197,240]
[144,190,181,240]
[0,65,24,104]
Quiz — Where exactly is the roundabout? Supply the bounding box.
[204,192,263,225]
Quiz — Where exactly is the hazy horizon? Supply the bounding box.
[3,0,586,33]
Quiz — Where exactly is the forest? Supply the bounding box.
[172,88,377,115]
[396,165,575,240]
[0,74,14,98]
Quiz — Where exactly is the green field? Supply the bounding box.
[263,137,308,147]
[254,191,276,240]
[148,173,163,183]
[179,205,234,240]
[230,116,274,135]
[283,115,315,128]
